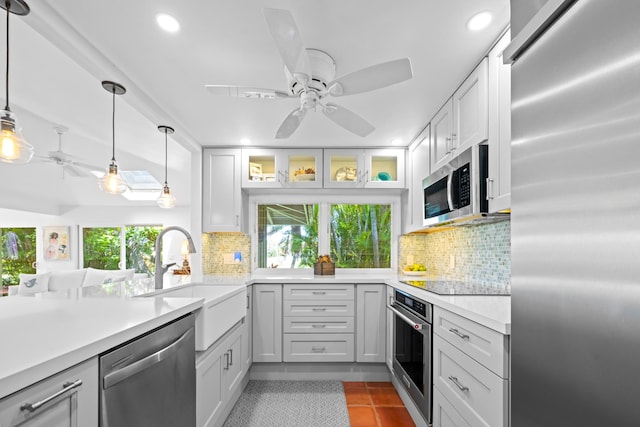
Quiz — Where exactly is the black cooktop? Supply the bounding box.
[400,279,510,296]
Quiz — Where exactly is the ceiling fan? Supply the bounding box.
[206,8,413,139]
[35,126,102,178]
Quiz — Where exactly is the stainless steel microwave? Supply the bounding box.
[422,145,488,227]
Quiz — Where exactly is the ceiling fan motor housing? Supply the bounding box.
[286,49,336,97]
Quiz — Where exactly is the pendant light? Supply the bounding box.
[0,0,33,164]
[99,80,128,194]
[157,125,176,208]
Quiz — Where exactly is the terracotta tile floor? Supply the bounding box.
[343,382,416,427]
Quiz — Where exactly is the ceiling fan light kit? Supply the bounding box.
[0,0,34,164]
[157,125,176,209]
[205,8,413,139]
[98,80,129,195]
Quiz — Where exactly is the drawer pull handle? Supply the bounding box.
[312,308,327,311]
[20,379,83,412]
[311,346,326,352]
[224,352,230,370]
[312,324,326,328]
[448,376,469,392]
[449,328,470,340]
[312,291,326,295]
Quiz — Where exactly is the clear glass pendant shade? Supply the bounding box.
[98,162,128,194]
[157,184,176,208]
[0,109,33,164]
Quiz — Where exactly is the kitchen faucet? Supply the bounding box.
[154,226,196,289]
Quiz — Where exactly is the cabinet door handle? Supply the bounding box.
[235,215,239,226]
[448,376,469,392]
[486,178,494,200]
[449,328,470,340]
[451,133,457,151]
[246,295,250,309]
[311,346,326,352]
[224,352,230,370]
[20,379,83,412]
[228,349,233,366]
[445,137,452,154]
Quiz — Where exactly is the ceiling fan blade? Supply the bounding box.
[205,85,292,99]
[275,108,307,139]
[263,8,312,81]
[322,103,375,137]
[329,58,413,97]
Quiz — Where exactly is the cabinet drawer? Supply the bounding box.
[433,387,472,427]
[434,307,508,378]
[283,333,355,362]
[283,284,354,300]
[283,316,355,333]
[283,300,355,317]
[433,334,507,427]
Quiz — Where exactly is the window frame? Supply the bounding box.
[249,193,400,275]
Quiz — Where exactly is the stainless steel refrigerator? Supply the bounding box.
[507,0,640,425]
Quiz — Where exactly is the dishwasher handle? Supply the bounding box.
[103,328,194,390]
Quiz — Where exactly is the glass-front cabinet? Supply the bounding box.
[241,148,323,188]
[323,148,405,188]
[282,149,323,188]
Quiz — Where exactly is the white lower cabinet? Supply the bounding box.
[242,287,252,371]
[433,307,510,427]
[385,285,394,370]
[196,322,245,427]
[252,284,283,362]
[433,388,472,427]
[355,284,386,363]
[0,357,98,427]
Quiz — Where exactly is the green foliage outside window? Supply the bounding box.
[82,227,121,270]
[126,226,161,275]
[330,204,391,268]
[1,228,36,288]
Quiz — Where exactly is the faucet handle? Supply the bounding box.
[162,262,177,272]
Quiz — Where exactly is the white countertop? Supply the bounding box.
[0,294,202,399]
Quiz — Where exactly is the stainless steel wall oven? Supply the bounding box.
[388,289,432,424]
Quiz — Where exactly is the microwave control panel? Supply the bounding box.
[458,162,471,207]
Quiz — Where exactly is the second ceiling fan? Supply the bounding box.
[206,8,413,139]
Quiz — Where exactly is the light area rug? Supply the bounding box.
[223,380,351,427]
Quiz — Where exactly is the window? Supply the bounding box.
[1,227,36,293]
[257,204,318,269]
[330,204,391,268]
[82,225,161,275]
[253,195,399,272]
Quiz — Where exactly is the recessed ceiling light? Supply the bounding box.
[156,13,180,33]
[391,138,403,145]
[240,138,252,145]
[467,11,492,31]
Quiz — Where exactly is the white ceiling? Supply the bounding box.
[0,0,509,213]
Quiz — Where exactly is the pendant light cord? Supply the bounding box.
[4,2,10,111]
[111,89,116,162]
[164,130,168,185]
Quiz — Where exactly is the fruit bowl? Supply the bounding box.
[295,173,315,181]
[404,270,427,276]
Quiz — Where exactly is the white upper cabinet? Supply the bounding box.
[281,149,323,188]
[431,58,489,173]
[487,30,511,212]
[241,148,281,188]
[203,148,243,232]
[324,148,405,189]
[241,148,324,188]
[452,58,489,154]
[431,98,454,172]
[405,125,430,233]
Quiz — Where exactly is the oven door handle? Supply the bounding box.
[387,304,425,330]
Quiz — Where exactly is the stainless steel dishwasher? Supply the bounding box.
[99,313,196,427]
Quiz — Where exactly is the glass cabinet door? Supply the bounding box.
[282,149,323,188]
[323,149,364,188]
[365,148,406,188]
[241,149,281,188]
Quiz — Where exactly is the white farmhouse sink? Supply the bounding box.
[142,284,247,351]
